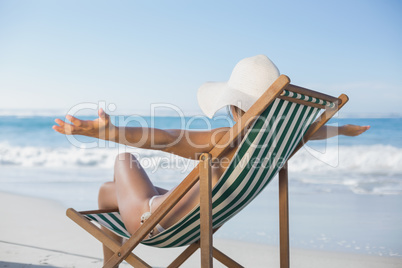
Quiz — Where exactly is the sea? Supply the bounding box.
[1,113,401,257]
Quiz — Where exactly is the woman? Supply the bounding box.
[53,55,369,264]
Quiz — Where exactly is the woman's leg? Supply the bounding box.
[98,181,122,264]
[113,152,160,234]
[98,152,161,265]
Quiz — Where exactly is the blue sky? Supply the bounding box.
[0,0,401,117]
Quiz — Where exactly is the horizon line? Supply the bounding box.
[0,108,401,119]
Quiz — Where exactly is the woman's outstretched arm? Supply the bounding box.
[310,124,370,140]
[53,109,229,159]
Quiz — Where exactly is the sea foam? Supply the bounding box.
[1,143,401,173]
[0,142,197,173]
[1,143,401,195]
[289,144,402,174]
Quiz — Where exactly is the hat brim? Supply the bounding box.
[197,81,256,118]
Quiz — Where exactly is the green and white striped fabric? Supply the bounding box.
[84,98,321,248]
[281,89,335,108]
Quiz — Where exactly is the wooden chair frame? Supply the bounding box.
[66,75,348,267]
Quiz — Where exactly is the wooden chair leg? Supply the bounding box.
[212,247,244,268]
[66,208,151,268]
[199,153,213,268]
[167,241,200,268]
[279,162,290,268]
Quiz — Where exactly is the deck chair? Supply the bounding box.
[66,75,348,268]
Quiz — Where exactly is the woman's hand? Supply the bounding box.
[52,108,116,140]
[340,124,371,137]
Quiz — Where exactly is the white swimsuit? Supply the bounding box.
[140,195,165,238]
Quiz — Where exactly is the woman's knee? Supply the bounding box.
[115,152,137,166]
[114,152,141,172]
[98,181,117,209]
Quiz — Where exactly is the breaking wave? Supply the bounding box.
[1,143,401,195]
[1,143,400,173]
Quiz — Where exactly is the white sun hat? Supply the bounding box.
[197,55,280,118]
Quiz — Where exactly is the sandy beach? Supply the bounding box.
[0,191,401,268]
